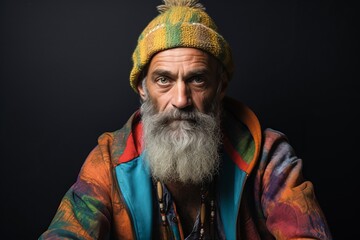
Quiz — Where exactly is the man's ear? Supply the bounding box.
[137,79,147,100]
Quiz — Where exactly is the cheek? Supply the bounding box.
[192,93,211,113]
[195,88,221,113]
[149,93,171,112]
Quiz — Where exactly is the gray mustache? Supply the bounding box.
[156,109,200,123]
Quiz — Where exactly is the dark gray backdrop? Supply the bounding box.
[0,0,358,239]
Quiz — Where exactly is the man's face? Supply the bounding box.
[137,48,227,183]
[137,47,227,114]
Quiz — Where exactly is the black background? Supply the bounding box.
[0,0,358,239]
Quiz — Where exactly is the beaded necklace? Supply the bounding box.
[156,180,216,240]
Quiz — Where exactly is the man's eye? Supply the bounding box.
[156,77,170,85]
[190,76,205,85]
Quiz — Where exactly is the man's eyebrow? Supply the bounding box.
[187,68,210,76]
[151,69,172,77]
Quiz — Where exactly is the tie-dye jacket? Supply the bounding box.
[39,97,332,239]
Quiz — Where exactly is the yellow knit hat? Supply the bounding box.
[129,0,234,92]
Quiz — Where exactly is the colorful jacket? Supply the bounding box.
[39,97,332,239]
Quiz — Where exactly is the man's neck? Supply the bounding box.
[165,181,202,236]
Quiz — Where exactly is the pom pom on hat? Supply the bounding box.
[129,0,234,92]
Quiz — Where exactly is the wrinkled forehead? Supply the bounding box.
[148,47,218,71]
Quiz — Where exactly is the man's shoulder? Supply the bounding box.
[263,128,288,139]
[261,128,290,147]
[96,111,142,166]
[260,128,295,160]
[97,128,127,146]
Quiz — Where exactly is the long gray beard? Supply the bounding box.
[140,99,222,184]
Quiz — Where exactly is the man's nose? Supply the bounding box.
[172,81,192,109]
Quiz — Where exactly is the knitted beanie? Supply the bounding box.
[129,0,234,92]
